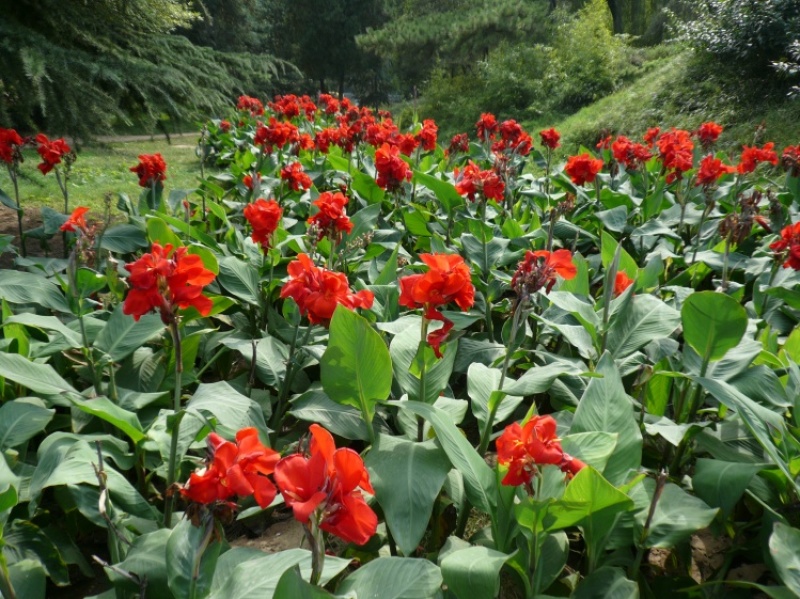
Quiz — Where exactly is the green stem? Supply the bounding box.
[271,320,310,444]
[629,471,667,579]
[304,519,325,587]
[417,318,430,442]
[758,262,780,317]
[480,200,494,339]
[720,232,733,292]
[8,166,24,258]
[56,169,69,258]
[0,549,17,599]
[477,303,524,455]
[164,321,183,528]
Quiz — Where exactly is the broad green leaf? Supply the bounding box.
[560,432,618,474]
[2,313,81,347]
[3,520,69,585]
[70,396,145,443]
[573,567,639,599]
[600,231,637,278]
[502,360,583,396]
[207,548,351,599]
[697,377,798,494]
[187,381,269,440]
[693,459,764,517]
[0,270,70,313]
[290,388,371,441]
[413,171,464,213]
[221,335,288,388]
[365,435,450,556]
[106,529,171,599]
[7,559,47,599]
[571,353,642,485]
[0,399,54,449]
[273,567,338,599]
[606,294,680,359]
[167,519,222,599]
[99,224,148,253]
[681,291,747,363]
[321,305,392,420]
[94,305,165,361]
[391,401,496,513]
[337,557,442,599]
[0,353,77,399]
[218,255,261,305]
[146,215,182,247]
[769,523,800,595]
[346,203,382,242]
[632,479,717,548]
[467,363,520,431]
[439,542,510,599]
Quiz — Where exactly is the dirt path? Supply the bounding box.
[92,132,198,144]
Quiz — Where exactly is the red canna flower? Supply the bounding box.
[416,119,438,151]
[243,173,261,190]
[314,128,339,153]
[783,145,800,177]
[0,128,24,165]
[447,133,470,155]
[596,135,612,150]
[770,222,800,270]
[696,155,735,187]
[476,113,498,142]
[695,122,723,149]
[737,142,779,174]
[280,253,374,326]
[307,191,353,240]
[122,243,216,324]
[269,94,301,119]
[643,127,661,147]
[496,415,586,487]
[274,424,377,545]
[539,128,561,150]
[60,206,90,233]
[130,153,167,187]
[236,95,264,117]
[244,198,282,249]
[656,129,694,183]
[219,120,232,133]
[454,161,505,203]
[254,117,300,152]
[398,253,475,358]
[280,162,313,191]
[374,143,412,192]
[299,95,318,120]
[394,133,419,156]
[564,153,603,185]
[318,93,340,115]
[613,271,635,297]
[611,136,652,170]
[365,119,399,147]
[35,134,71,175]
[493,120,532,156]
[511,249,577,298]
[181,428,279,509]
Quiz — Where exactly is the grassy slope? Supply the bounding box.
[2,139,202,219]
[544,48,800,153]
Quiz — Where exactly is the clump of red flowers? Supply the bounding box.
[122,243,216,324]
[770,222,800,270]
[511,250,577,299]
[696,155,735,187]
[613,271,635,297]
[243,198,282,249]
[374,143,412,192]
[416,119,438,151]
[447,133,470,156]
[130,153,167,188]
[454,161,505,203]
[611,136,652,171]
[35,134,71,175]
[496,415,586,487]
[539,128,561,150]
[243,173,260,190]
[0,128,24,165]
[783,145,800,177]
[695,121,724,150]
[280,253,374,326]
[307,191,353,240]
[564,153,603,186]
[181,428,279,510]
[254,117,300,152]
[60,206,90,234]
[492,119,532,156]
[737,142,778,174]
[236,95,265,117]
[476,113,499,142]
[274,424,377,546]
[399,253,475,358]
[643,127,661,147]
[656,128,695,183]
[280,162,313,192]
